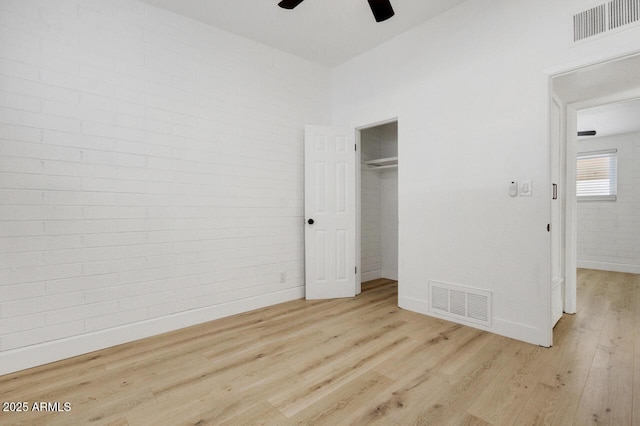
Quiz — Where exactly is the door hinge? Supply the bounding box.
[547,224,551,232]
[355,266,357,274]
[355,144,357,151]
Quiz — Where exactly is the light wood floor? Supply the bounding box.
[1,269,638,425]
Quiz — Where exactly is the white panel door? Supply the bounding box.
[304,125,356,300]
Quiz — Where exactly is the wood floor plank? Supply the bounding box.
[0,271,638,425]
[0,352,106,401]
[339,366,451,425]
[466,341,544,424]
[125,364,298,425]
[294,318,407,375]
[436,329,493,376]
[537,318,601,395]
[373,322,476,380]
[267,331,412,417]
[455,413,493,426]
[573,268,611,332]
[513,382,580,426]
[574,273,637,426]
[104,418,130,426]
[361,278,397,292]
[405,333,523,426]
[288,370,393,425]
[220,401,290,426]
[574,344,634,425]
[102,297,338,372]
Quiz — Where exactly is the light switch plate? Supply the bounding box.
[520,180,532,196]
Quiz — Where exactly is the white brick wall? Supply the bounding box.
[0,0,329,369]
[577,132,640,273]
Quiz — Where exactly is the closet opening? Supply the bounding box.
[356,120,398,297]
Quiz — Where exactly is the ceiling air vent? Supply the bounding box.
[573,0,640,42]
[428,281,492,327]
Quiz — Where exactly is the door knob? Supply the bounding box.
[307,218,314,225]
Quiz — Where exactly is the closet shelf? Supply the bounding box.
[363,156,398,170]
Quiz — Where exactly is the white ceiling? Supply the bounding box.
[578,98,640,139]
[139,0,467,67]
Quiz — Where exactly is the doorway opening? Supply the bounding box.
[549,51,640,344]
[356,120,398,296]
[576,99,640,273]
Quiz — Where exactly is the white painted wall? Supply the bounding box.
[0,0,330,374]
[331,0,640,345]
[576,131,640,274]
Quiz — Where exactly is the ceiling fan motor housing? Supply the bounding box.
[278,0,395,22]
[368,0,395,22]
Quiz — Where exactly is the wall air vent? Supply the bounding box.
[428,281,492,327]
[609,0,640,29]
[573,0,640,42]
[574,5,607,41]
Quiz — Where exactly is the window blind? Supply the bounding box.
[576,149,617,201]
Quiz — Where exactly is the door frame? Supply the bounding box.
[355,117,399,296]
[549,94,566,328]
[548,51,640,343]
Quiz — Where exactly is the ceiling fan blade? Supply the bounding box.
[278,0,305,9]
[368,0,395,22]
[577,130,597,136]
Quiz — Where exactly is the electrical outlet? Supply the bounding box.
[279,271,286,283]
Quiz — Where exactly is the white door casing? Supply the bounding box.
[304,125,356,300]
[550,98,564,327]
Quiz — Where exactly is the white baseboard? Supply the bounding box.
[398,295,426,314]
[0,287,304,376]
[362,270,382,282]
[399,296,541,346]
[577,260,640,274]
[491,318,541,346]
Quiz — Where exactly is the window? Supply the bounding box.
[576,149,617,201]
